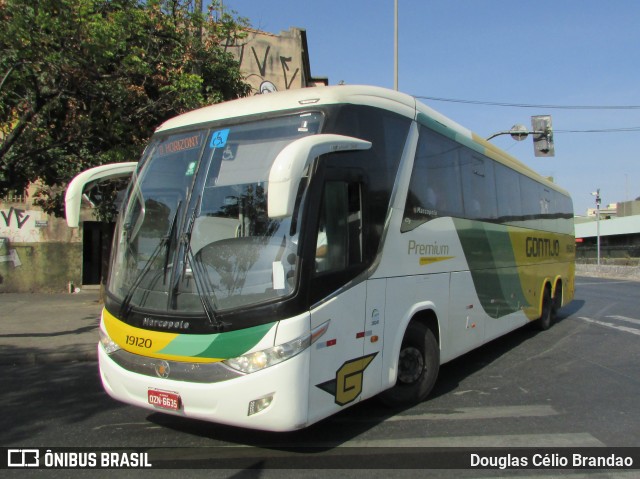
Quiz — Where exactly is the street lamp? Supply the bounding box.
[486,117,555,157]
[591,189,601,266]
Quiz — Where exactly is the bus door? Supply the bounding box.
[307,167,375,423]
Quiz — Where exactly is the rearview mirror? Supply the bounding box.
[267,134,371,218]
[65,162,138,227]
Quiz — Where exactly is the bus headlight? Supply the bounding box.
[99,327,121,355]
[224,335,309,374]
[223,320,329,374]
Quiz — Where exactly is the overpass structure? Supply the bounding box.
[575,215,640,261]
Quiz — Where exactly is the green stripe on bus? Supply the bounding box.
[453,218,529,318]
[416,112,485,155]
[158,322,276,359]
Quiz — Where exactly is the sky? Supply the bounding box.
[225,0,640,215]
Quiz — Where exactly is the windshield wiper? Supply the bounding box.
[179,195,226,331]
[119,205,182,320]
[162,200,182,284]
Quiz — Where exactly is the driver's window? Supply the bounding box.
[315,181,363,274]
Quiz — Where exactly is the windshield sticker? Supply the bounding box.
[157,134,201,157]
[221,143,238,161]
[272,261,285,290]
[210,129,230,149]
[185,161,196,176]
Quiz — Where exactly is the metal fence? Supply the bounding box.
[1,192,28,204]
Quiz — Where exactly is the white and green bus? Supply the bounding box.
[66,85,575,431]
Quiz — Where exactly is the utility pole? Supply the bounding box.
[394,0,399,90]
[592,189,601,266]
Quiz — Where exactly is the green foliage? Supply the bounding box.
[0,0,251,217]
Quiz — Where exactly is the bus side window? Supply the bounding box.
[495,163,523,222]
[402,125,464,232]
[315,181,363,274]
[461,154,497,220]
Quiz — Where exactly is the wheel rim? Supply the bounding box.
[397,346,424,384]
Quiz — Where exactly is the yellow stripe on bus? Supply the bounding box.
[102,309,224,363]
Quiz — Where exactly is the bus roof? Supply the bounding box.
[156,85,569,197]
[156,85,417,132]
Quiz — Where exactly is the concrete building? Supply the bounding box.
[586,203,617,219]
[226,27,328,94]
[575,200,640,262]
[0,184,83,292]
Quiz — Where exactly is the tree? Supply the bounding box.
[0,0,251,218]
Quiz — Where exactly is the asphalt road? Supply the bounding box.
[2,276,639,478]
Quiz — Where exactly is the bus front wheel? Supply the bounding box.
[379,321,439,407]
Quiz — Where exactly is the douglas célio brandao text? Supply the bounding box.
[470,452,634,469]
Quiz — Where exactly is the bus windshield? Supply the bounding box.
[108,112,323,317]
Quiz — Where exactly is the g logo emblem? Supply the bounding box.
[316,353,377,406]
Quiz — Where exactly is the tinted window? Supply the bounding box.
[461,153,497,220]
[495,163,523,221]
[314,181,363,274]
[403,126,463,232]
[520,175,541,219]
[403,125,573,234]
[324,105,411,251]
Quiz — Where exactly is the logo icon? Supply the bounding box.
[8,449,40,467]
[316,353,377,406]
[155,360,171,379]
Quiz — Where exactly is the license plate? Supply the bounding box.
[148,388,181,411]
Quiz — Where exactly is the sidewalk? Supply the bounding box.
[0,289,103,365]
[575,263,640,281]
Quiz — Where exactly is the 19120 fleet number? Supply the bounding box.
[126,335,152,348]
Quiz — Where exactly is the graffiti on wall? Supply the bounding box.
[226,29,304,95]
[247,45,300,91]
[1,207,45,243]
[0,238,21,268]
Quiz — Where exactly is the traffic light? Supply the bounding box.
[531,115,554,157]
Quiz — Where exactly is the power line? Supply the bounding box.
[415,95,640,110]
[556,127,640,134]
[415,95,640,134]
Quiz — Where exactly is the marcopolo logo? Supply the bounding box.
[142,317,190,330]
[525,237,560,258]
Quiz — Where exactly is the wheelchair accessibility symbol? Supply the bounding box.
[210,129,230,149]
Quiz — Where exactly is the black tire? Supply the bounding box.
[536,286,553,331]
[551,283,562,320]
[379,321,439,407]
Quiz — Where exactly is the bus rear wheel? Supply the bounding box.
[536,286,553,331]
[552,282,563,320]
[379,321,439,407]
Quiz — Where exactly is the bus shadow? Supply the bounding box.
[146,301,587,450]
[558,298,585,318]
[425,299,585,406]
